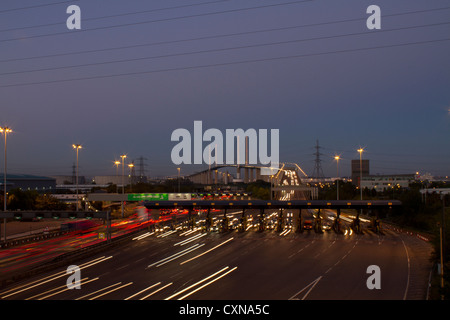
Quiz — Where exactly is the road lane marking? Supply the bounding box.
[165,267,231,300]
[139,282,173,300]
[179,228,201,236]
[157,230,177,238]
[289,276,322,300]
[147,244,204,268]
[179,237,234,265]
[174,233,207,246]
[35,277,99,300]
[0,256,112,299]
[24,277,88,300]
[89,282,133,300]
[124,282,161,300]
[75,282,123,300]
[400,237,411,300]
[116,264,129,271]
[169,266,238,300]
[132,232,154,241]
[1,255,105,297]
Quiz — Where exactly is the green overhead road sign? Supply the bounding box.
[127,193,169,201]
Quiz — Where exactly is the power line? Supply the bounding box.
[0,0,314,43]
[0,0,230,33]
[0,0,77,14]
[1,20,448,77]
[0,5,448,64]
[1,36,448,89]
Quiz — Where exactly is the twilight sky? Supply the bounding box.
[0,0,449,179]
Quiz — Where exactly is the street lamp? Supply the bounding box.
[120,154,127,218]
[357,148,364,200]
[114,160,120,193]
[440,192,447,300]
[72,144,82,211]
[177,167,181,193]
[334,155,340,200]
[1,126,12,242]
[128,163,134,192]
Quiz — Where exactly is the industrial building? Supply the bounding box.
[0,174,56,193]
[361,174,416,190]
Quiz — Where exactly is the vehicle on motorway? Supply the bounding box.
[60,219,97,233]
[322,222,331,231]
[303,220,313,230]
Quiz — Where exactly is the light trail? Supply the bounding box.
[1,255,112,299]
[174,233,207,246]
[179,237,234,265]
[147,244,204,268]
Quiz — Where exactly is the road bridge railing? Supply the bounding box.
[143,200,401,210]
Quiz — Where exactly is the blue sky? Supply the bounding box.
[0,0,449,179]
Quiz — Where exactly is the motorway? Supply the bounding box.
[0,208,433,301]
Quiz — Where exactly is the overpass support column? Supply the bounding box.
[222,209,229,232]
[296,209,303,233]
[369,209,382,234]
[205,208,212,231]
[314,209,323,233]
[188,209,195,230]
[106,210,111,243]
[277,208,284,232]
[239,208,247,232]
[258,208,265,232]
[333,208,341,233]
[351,210,362,234]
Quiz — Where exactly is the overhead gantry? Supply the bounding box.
[143,200,401,234]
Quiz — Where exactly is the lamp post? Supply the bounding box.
[120,154,127,218]
[440,192,446,300]
[128,163,134,193]
[1,126,12,243]
[177,167,181,193]
[334,155,340,200]
[357,148,364,200]
[357,148,364,220]
[114,160,120,193]
[72,144,82,211]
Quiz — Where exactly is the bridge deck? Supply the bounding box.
[143,200,401,210]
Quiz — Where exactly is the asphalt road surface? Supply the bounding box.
[0,216,433,301]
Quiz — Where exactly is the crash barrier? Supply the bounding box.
[0,218,176,288]
[383,223,431,242]
[0,230,71,249]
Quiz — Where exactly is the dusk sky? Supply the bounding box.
[1,0,449,179]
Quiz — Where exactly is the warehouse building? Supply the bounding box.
[0,174,56,193]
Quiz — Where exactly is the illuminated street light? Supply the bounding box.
[120,154,127,218]
[0,126,12,242]
[114,160,120,193]
[334,155,340,200]
[128,163,134,192]
[72,144,82,211]
[357,148,364,200]
[177,167,181,193]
